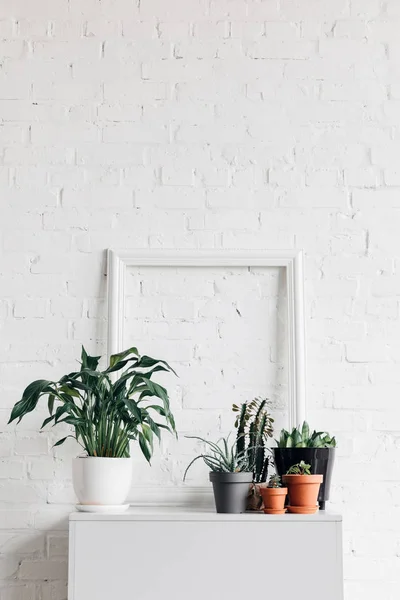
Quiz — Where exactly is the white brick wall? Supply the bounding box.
[0,0,399,598]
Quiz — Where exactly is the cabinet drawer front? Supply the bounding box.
[70,520,343,600]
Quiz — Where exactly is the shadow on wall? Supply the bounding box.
[0,510,69,600]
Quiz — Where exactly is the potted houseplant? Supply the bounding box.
[282,461,323,514]
[274,421,336,509]
[183,435,253,514]
[233,397,274,510]
[8,346,176,510]
[260,474,287,514]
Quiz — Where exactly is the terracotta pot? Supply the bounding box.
[260,487,287,514]
[282,474,323,511]
[274,447,335,509]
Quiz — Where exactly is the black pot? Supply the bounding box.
[209,472,253,514]
[273,448,335,510]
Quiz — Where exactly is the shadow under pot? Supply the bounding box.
[209,472,253,514]
[273,447,335,510]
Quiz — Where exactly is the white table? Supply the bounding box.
[68,507,343,600]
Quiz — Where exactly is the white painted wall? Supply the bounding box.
[0,0,399,598]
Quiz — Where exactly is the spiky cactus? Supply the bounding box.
[233,397,274,483]
[268,474,282,488]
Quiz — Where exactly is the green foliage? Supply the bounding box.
[276,421,337,449]
[8,346,177,461]
[286,461,311,475]
[183,435,252,479]
[267,474,282,488]
[233,397,274,483]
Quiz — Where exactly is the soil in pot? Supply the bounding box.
[260,487,287,514]
[282,474,323,514]
[274,448,335,510]
[209,471,253,514]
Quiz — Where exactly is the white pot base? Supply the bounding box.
[72,457,133,505]
[76,504,130,514]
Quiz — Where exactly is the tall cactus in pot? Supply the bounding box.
[233,397,274,484]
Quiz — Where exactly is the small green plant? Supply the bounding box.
[267,474,282,488]
[8,346,177,460]
[183,435,252,479]
[277,421,336,449]
[233,397,274,483]
[286,461,311,475]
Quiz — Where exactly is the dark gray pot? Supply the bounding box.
[209,472,253,514]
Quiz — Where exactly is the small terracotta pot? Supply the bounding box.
[260,487,287,514]
[282,474,323,511]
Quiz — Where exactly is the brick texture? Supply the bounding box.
[0,0,399,599]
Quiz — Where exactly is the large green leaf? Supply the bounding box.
[41,415,55,429]
[81,346,101,371]
[105,360,131,374]
[55,416,86,427]
[138,432,151,463]
[109,347,139,369]
[147,405,166,416]
[8,380,54,424]
[166,410,176,434]
[61,378,91,393]
[141,379,169,405]
[141,423,154,449]
[53,435,75,447]
[123,399,142,422]
[48,394,55,416]
[145,416,161,441]
[135,364,171,380]
[112,376,129,398]
[59,385,81,399]
[137,356,178,377]
[53,403,73,424]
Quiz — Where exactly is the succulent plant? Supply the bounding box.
[233,397,274,484]
[276,421,336,449]
[183,435,252,479]
[286,461,311,475]
[267,474,282,488]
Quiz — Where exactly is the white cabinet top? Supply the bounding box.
[70,506,342,522]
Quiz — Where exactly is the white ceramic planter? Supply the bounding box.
[72,457,133,506]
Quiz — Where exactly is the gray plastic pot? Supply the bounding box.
[209,471,253,514]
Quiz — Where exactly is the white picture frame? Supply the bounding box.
[106,249,307,428]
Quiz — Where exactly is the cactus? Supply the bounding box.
[267,474,282,488]
[233,397,274,483]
